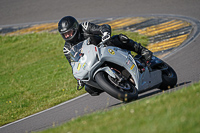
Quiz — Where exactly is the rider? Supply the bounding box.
[58,16,153,96]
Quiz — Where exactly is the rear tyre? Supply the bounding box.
[95,71,138,102]
[159,63,177,90]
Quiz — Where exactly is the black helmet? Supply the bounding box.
[58,16,79,42]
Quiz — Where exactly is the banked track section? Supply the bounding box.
[1,15,199,56]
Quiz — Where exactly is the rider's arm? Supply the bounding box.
[63,42,84,88]
[81,21,111,35]
[63,42,72,65]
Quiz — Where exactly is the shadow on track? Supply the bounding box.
[109,81,192,107]
[138,81,191,100]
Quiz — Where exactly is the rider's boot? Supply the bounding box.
[108,34,153,62]
[118,34,153,62]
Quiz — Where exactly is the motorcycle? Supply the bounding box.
[70,38,177,102]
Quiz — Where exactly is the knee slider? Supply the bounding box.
[141,49,153,61]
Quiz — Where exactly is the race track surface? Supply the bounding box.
[0,0,200,133]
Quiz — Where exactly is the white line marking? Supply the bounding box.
[0,93,89,129]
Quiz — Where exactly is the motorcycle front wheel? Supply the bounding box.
[95,71,138,102]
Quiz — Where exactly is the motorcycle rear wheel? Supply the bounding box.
[95,71,138,102]
[159,63,177,90]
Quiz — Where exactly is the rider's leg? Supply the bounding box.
[85,85,104,96]
[109,34,153,61]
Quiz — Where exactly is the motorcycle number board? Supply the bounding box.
[130,64,135,70]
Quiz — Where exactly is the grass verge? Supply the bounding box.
[37,82,200,133]
[0,30,148,126]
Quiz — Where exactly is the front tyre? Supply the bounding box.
[159,63,177,90]
[95,72,138,102]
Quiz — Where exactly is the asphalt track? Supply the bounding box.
[0,0,200,133]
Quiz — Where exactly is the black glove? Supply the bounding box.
[102,32,111,42]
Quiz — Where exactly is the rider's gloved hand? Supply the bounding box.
[77,80,85,90]
[102,32,111,42]
[78,80,84,86]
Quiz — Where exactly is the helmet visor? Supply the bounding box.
[63,29,75,39]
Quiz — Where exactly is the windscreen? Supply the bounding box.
[70,41,83,62]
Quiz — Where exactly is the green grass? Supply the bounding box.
[0,32,85,126]
[0,31,148,126]
[37,82,200,133]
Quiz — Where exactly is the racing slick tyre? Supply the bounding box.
[95,71,138,102]
[159,63,177,90]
